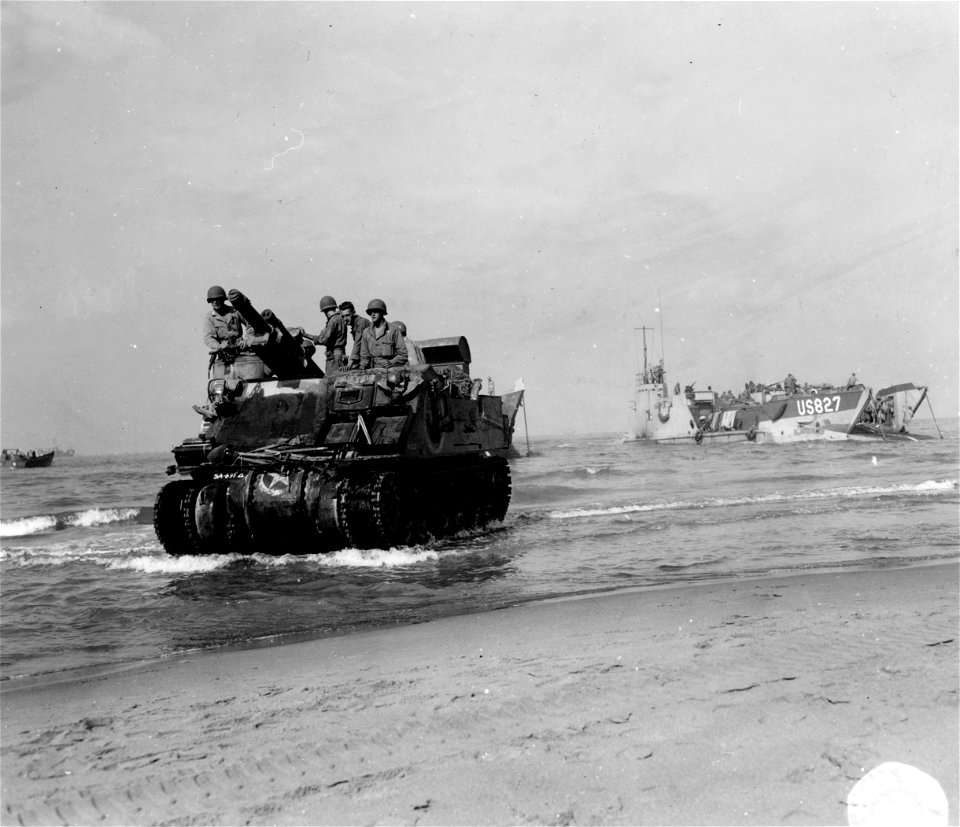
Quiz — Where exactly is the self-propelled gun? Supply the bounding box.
[155,291,515,555]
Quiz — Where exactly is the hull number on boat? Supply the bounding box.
[796,396,843,416]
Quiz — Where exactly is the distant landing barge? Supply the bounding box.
[625,330,940,445]
[1,449,55,468]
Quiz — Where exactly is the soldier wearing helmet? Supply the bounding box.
[202,285,245,361]
[305,295,348,375]
[359,299,408,369]
[339,301,371,369]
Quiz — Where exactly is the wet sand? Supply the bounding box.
[2,562,957,826]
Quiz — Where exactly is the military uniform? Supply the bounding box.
[317,312,348,374]
[347,315,371,368]
[202,307,243,353]
[360,321,408,369]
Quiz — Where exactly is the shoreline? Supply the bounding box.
[2,562,957,825]
[3,557,955,692]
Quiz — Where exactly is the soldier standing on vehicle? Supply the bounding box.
[359,299,408,369]
[305,295,347,374]
[339,301,370,369]
[202,285,245,363]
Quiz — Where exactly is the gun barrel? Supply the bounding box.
[262,308,323,378]
[261,309,296,349]
[227,290,272,335]
[228,290,323,379]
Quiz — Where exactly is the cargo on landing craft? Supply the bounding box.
[155,291,515,556]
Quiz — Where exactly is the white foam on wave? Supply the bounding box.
[0,507,142,538]
[257,546,443,568]
[551,503,675,519]
[2,534,461,571]
[0,515,57,538]
[101,546,445,572]
[914,479,956,493]
[108,554,235,574]
[1,537,158,566]
[66,508,141,528]
[549,479,959,520]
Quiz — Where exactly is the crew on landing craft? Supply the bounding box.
[877,397,893,426]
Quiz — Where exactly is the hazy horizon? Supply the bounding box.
[2,2,957,454]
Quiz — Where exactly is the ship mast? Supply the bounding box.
[641,327,648,379]
[657,289,665,373]
[634,327,654,384]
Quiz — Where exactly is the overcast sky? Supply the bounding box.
[2,2,957,454]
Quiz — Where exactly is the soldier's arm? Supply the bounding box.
[359,331,371,368]
[243,327,273,348]
[317,317,337,348]
[390,329,408,366]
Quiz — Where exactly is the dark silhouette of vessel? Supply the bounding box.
[1,449,54,468]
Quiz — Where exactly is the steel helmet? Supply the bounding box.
[366,298,388,315]
[207,285,227,302]
[319,295,338,312]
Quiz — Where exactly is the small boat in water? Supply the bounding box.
[625,330,939,445]
[1,449,55,468]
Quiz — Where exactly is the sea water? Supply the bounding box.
[2,422,957,682]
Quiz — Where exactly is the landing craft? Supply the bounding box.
[625,327,939,444]
[155,291,518,556]
[1,449,55,468]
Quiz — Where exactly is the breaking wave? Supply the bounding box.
[548,479,958,520]
[110,547,446,574]
[0,507,145,538]
[2,543,456,573]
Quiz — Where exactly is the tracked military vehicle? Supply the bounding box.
[154,291,515,556]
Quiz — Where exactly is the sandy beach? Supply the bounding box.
[2,562,957,826]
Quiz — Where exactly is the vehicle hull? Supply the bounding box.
[156,295,517,556]
[628,381,874,445]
